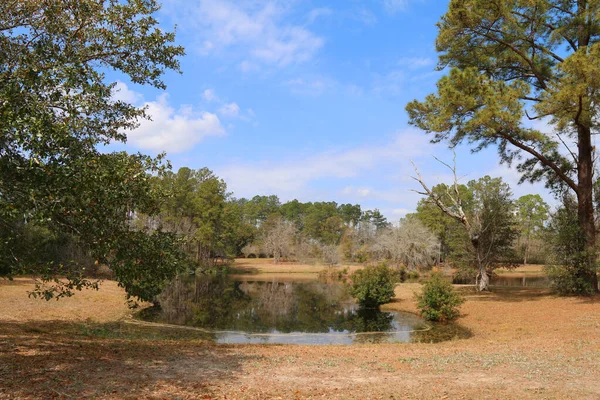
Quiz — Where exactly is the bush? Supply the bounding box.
[545,264,597,296]
[350,263,398,308]
[398,266,408,282]
[407,271,420,280]
[416,273,464,322]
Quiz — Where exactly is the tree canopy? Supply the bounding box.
[413,169,518,290]
[1,0,185,301]
[407,0,600,291]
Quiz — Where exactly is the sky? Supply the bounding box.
[109,0,552,222]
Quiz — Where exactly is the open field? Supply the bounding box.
[1,274,600,399]
[495,264,545,275]
[230,258,364,275]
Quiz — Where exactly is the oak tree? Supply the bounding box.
[1,0,185,301]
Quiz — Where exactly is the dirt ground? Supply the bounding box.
[1,266,599,399]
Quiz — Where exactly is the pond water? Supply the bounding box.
[143,274,467,345]
[452,275,550,288]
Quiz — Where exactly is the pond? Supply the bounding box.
[141,274,469,345]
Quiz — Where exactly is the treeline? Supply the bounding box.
[137,167,557,275]
[5,160,590,301]
[134,167,391,266]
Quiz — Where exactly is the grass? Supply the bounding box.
[2,270,600,399]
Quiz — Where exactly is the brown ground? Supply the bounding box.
[1,264,599,399]
[230,258,364,274]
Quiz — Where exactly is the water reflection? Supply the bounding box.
[452,275,550,287]
[151,274,433,344]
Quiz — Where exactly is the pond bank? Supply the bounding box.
[1,272,599,399]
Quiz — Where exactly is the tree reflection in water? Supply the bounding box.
[155,274,429,339]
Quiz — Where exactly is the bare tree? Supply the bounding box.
[261,217,297,264]
[321,244,341,266]
[241,244,260,258]
[341,222,377,262]
[376,218,439,270]
[412,155,517,291]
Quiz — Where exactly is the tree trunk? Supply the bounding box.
[574,0,599,293]
[472,235,489,291]
[577,125,599,292]
[477,263,490,292]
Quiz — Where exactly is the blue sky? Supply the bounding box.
[110,0,551,221]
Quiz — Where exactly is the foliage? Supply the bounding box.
[240,199,388,263]
[416,273,464,322]
[412,172,518,291]
[544,196,598,295]
[0,0,185,301]
[464,176,519,270]
[361,209,389,231]
[407,271,420,280]
[406,0,600,291]
[515,194,550,264]
[239,195,282,227]
[412,183,473,263]
[144,167,255,267]
[349,263,398,308]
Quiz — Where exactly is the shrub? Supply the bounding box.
[407,271,420,280]
[350,263,398,308]
[416,273,464,322]
[398,266,408,282]
[545,264,597,296]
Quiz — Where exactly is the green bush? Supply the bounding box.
[545,264,597,296]
[407,271,420,280]
[350,263,398,308]
[416,273,464,322]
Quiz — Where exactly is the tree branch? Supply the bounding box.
[410,156,471,232]
[497,130,579,193]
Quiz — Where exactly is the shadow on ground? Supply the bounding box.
[0,320,261,399]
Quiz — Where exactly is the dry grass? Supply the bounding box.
[495,264,546,275]
[1,275,600,399]
[0,278,134,323]
[231,258,363,275]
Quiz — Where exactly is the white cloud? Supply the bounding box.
[307,7,333,24]
[392,208,410,216]
[342,186,372,197]
[354,8,378,25]
[284,76,337,96]
[372,70,406,96]
[238,60,259,72]
[124,92,225,154]
[383,0,416,14]
[216,128,434,199]
[219,102,241,118]
[202,89,219,102]
[164,0,324,67]
[397,57,435,69]
[111,81,143,104]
